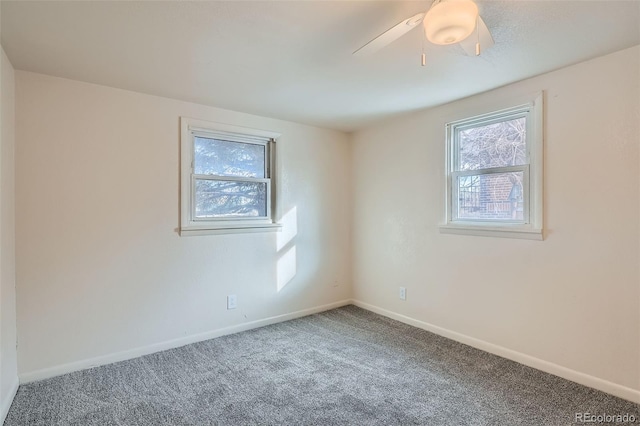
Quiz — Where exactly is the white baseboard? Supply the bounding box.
[352,299,640,404]
[19,299,352,384]
[0,376,19,424]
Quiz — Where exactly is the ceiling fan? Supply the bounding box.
[354,0,494,64]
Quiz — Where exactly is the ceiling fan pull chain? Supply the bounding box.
[475,15,481,56]
[421,31,427,66]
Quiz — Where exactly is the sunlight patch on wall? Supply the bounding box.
[276,207,298,292]
[277,245,297,292]
[277,207,297,251]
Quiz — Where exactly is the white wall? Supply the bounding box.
[15,71,351,378]
[351,46,640,397]
[0,46,18,419]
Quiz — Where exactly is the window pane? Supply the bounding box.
[194,137,265,178]
[195,180,267,218]
[458,117,526,171]
[456,172,524,221]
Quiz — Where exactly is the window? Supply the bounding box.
[441,93,543,240]
[180,118,281,235]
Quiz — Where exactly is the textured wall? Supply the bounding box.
[15,72,352,376]
[351,46,640,392]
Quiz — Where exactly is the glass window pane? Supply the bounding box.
[195,180,267,218]
[458,117,526,171]
[194,137,265,178]
[456,172,524,221]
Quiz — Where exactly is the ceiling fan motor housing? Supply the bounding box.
[424,0,479,45]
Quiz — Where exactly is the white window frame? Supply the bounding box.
[180,117,282,236]
[440,93,544,240]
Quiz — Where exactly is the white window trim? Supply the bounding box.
[180,117,282,236]
[440,92,544,240]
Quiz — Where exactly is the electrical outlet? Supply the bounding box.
[399,287,407,301]
[227,294,237,310]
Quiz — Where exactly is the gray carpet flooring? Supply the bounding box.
[5,305,638,425]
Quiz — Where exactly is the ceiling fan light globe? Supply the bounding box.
[430,25,471,45]
[424,0,479,45]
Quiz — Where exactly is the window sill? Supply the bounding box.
[439,223,543,240]
[180,223,282,236]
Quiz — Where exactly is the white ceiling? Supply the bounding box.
[2,1,639,132]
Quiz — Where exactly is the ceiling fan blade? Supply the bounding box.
[459,16,494,56]
[353,12,425,56]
